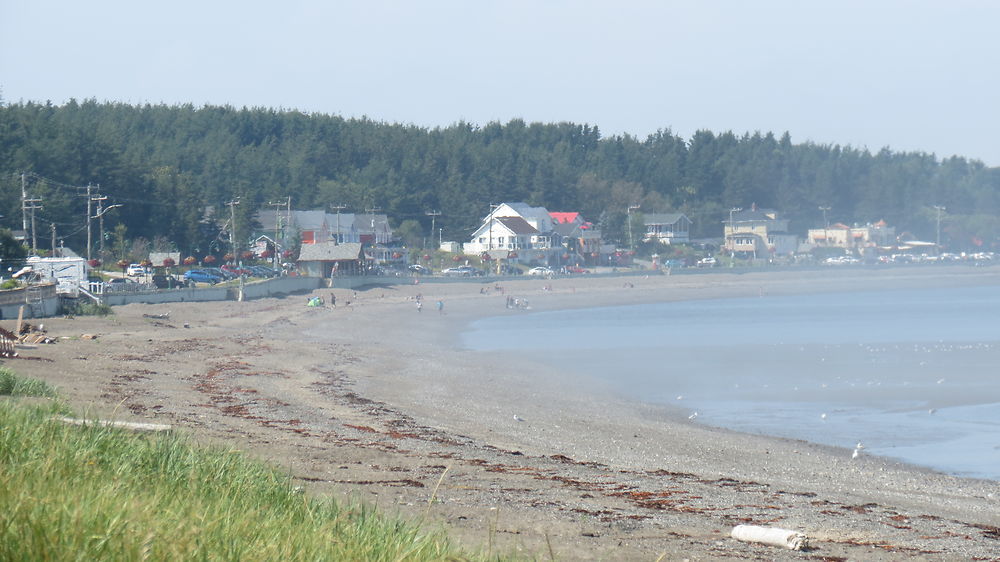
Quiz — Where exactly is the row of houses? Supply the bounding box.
[254,203,901,277]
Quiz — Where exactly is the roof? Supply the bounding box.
[353,214,391,232]
[297,242,364,262]
[504,202,549,219]
[644,213,690,226]
[549,212,580,224]
[255,210,328,231]
[731,208,779,222]
[495,216,539,235]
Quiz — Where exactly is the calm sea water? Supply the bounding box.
[463,285,1000,480]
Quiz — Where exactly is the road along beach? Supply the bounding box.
[9,266,1000,560]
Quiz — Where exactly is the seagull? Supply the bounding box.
[513,414,524,422]
[928,408,937,414]
[852,447,861,460]
[821,413,827,421]
[688,412,699,420]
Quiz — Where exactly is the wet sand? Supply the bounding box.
[7,266,1000,560]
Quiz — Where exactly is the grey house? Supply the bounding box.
[297,242,365,277]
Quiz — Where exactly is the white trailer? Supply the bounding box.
[25,256,89,296]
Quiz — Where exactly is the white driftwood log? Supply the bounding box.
[731,525,808,550]
[55,417,172,432]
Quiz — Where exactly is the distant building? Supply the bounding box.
[807,220,896,249]
[462,202,603,265]
[254,209,392,257]
[724,205,798,257]
[296,242,365,277]
[643,213,692,245]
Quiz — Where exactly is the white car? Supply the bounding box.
[528,266,554,276]
[126,263,147,276]
[697,257,717,267]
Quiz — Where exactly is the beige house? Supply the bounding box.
[724,206,798,256]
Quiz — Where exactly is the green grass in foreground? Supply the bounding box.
[0,401,481,561]
[0,367,58,398]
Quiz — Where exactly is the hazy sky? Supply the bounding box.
[2,1,998,166]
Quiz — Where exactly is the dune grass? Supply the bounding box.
[0,397,483,561]
[0,367,58,398]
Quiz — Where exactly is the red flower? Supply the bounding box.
[204,255,217,265]
[162,257,176,268]
[87,259,101,268]
[183,256,197,266]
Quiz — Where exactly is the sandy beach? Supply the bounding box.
[8,267,1000,560]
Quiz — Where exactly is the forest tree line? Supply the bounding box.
[2,98,999,260]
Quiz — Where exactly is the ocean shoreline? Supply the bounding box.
[8,265,1000,559]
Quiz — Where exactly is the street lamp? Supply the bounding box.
[932,205,946,252]
[627,204,641,250]
[728,207,742,254]
[819,206,831,247]
[93,203,123,258]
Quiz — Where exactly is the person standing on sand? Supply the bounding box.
[436,300,444,314]
[330,294,336,307]
[416,301,423,312]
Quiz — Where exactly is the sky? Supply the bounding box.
[2,0,998,166]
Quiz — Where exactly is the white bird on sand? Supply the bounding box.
[852,447,861,460]
[821,413,828,421]
[513,414,524,422]
[688,412,699,420]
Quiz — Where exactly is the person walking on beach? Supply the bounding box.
[330,294,336,307]
[416,300,423,313]
[436,300,444,314]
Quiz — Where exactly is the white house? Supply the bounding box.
[464,216,539,254]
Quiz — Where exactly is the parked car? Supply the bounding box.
[126,263,147,277]
[441,266,485,277]
[528,266,554,276]
[202,267,236,281]
[563,265,590,274]
[151,274,181,289]
[184,270,223,285]
[249,265,280,277]
[697,257,718,267]
[407,264,431,274]
[221,264,252,276]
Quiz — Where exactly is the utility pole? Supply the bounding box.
[933,205,946,251]
[51,223,57,256]
[83,184,94,260]
[818,206,831,247]
[94,201,122,258]
[330,204,347,243]
[627,204,641,250]
[90,192,108,260]
[226,198,240,258]
[268,199,289,267]
[25,196,42,256]
[366,206,381,245]
[425,210,441,250]
[20,173,28,234]
[488,203,499,250]
[728,207,742,255]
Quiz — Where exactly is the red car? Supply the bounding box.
[563,265,590,274]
